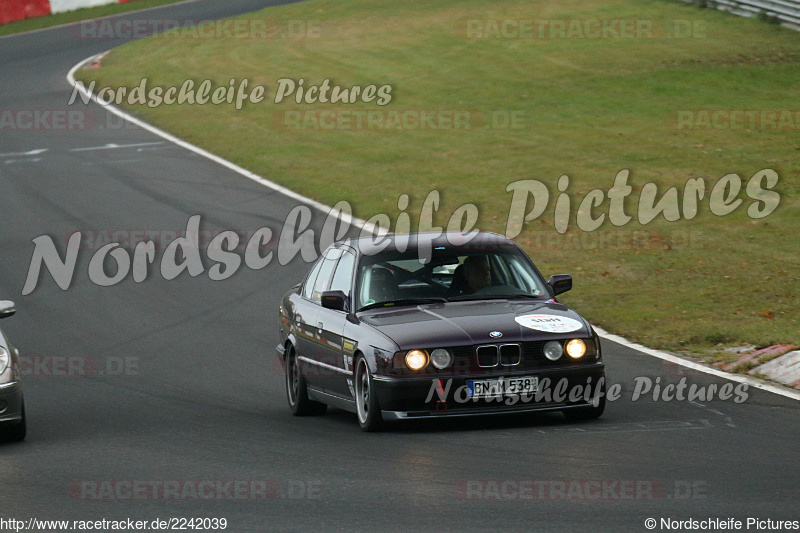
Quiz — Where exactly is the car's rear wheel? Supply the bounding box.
[563,380,605,421]
[354,356,383,432]
[285,346,326,416]
[2,398,26,442]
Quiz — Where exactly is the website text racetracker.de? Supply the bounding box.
[456,19,707,39]
[453,479,706,501]
[68,479,278,500]
[1,110,95,131]
[70,18,322,40]
[0,517,227,531]
[273,109,525,131]
[0,109,139,132]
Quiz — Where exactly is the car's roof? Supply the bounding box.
[340,231,514,252]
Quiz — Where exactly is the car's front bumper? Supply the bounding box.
[373,363,605,420]
[0,380,24,423]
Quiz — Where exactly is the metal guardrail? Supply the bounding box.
[698,0,800,30]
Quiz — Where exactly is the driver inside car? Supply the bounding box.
[367,266,399,303]
[448,255,492,296]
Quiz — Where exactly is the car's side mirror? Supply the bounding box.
[321,291,349,312]
[547,275,572,296]
[0,300,16,319]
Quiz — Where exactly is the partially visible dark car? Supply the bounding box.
[277,232,606,431]
[0,300,25,442]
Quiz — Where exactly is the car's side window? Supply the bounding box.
[311,250,341,304]
[302,257,326,300]
[329,250,355,296]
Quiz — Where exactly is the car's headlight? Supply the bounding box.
[543,341,563,361]
[405,350,428,371]
[565,339,587,359]
[430,348,453,369]
[0,346,8,374]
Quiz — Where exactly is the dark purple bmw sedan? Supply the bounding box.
[277,232,606,431]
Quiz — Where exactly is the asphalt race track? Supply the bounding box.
[1,1,799,531]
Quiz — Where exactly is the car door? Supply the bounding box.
[315,247,357,398]
[293,255,327,390]
[300,248,345,392]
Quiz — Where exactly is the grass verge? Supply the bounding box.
[74,0,800,359]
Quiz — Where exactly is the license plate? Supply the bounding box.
[467,376,538,397]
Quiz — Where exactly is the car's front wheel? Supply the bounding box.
[285,347,326,416]
[354,356,383,432]
[2,398,26,442]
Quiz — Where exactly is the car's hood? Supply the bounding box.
[359,300,591,349]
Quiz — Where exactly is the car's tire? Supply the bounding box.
[2,398,26,442]
[563,381,605,421]
[354,356,383,432]
[285,346,327,416]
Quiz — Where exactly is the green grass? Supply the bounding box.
[0,0,188,36]
[75,0,800,358]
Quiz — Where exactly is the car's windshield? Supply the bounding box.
[355,244,549,311]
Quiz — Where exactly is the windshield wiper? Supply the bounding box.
[357,297,447,311]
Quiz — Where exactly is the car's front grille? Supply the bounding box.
[475,344,521,367]
[476,345,498,367]
[442,340,595,374]
[500,344,521,365]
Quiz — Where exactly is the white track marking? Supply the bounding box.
[596,327,800,401]
[4,158,43,165]
[0,149,48,157]
[69,141,163,152]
